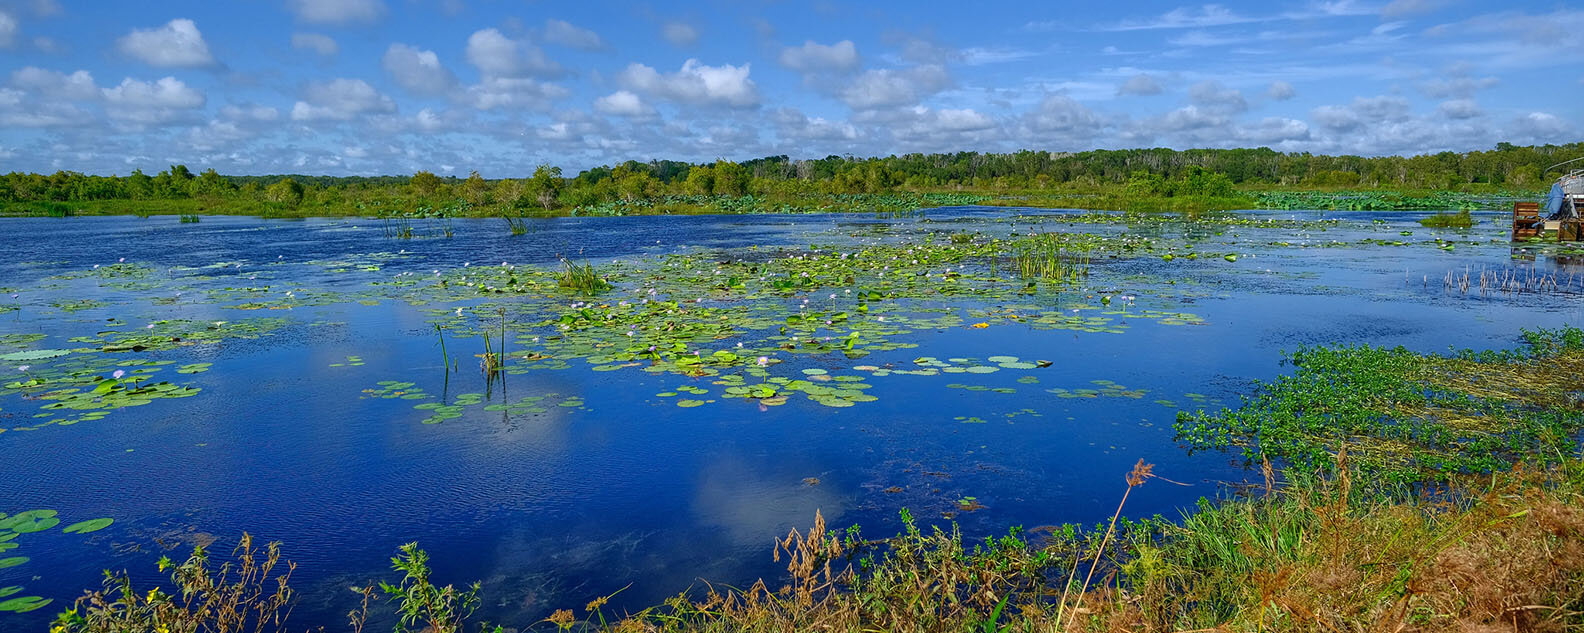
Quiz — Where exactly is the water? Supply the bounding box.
[0,208,1579,627]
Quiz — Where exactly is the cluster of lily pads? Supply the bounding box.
[0,510,113,615]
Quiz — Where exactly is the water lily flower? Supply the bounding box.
[112,370,125,380]
[118,258,125,263]
[455,307,464,316]
[756,356,769,366]
[17,365,29,372]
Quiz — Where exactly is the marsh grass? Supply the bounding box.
[557,259,612,295]
[503,214,531,236]
[1419,209,1475,228]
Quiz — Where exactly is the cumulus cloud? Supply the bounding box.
[463,77,567,110]
[772,107,860,143]
[465,28,562,78]
[1267,80,1295,100]
[1241,117,1310,144]
[116,19,215,68]
[1419,75,1498,99]
[593,90,651,117]
[662,21,698,46]
[1023,95,1104,141]
[0,10,16,48]
[617,59,759,107]
[287,0,384,24]
[779,40,860,73]
[1117,74,1163,96]
[291,32,338,57]
[1436,99,1482,120]
[542,19,603,50]
[840,65,951,110]
[11,67,98,100]
[219,103,279,122]
[1511,112,1570,140]
[382,43,456,95]
[1187,80,1247,115]
[102,76,206,124]
[291,78,395,121]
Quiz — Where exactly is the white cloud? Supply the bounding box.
[116,19,215,68]
[1267,80,1295,100]
[1117,74,1163,96]
[593,90,650,117]
[542,19,603,50]
[1510,112,1570,140]
[11,67,98,100]
[1023,95,1104,140]
[465,28,562,78]
[382,43,456,95]
[1104,4,1261,31]
[1436,99,1482,120]
[287,0,384,24]
[1242,117,1310,144]
[102,76,206,124]
[291,78,395,121]
[1419,75,1498,99]
[772,107,861,142]
[779,40,859,73]
[617,59,759,108]
[291,33,338,57]
[0,10,16,48]
[1187,80,1247,114]
[463,77,567,110]
[839,65,951,110]
[219,104,279,121]
[662,21,698,47]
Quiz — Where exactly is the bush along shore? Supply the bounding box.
[44,327,1584,633]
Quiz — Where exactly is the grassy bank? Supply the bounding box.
[42,328,1584,633]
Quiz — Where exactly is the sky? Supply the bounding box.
[0,0,1580,177]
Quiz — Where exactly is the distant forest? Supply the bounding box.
[2,143,1579,211]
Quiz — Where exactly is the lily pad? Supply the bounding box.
[62,518,114,534]
[0,349,71,362]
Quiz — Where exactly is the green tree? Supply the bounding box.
[264,178,304,206]
[410,171,444,197]
[529,164,563,210]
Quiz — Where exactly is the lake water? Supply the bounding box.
[1,207,1580,628]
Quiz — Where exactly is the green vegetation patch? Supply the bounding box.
[1175,326,1584,486]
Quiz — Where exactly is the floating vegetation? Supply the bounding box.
[66,318,288,352]
[1419,209,1475,228]
[0,509,113,615]
[1046,379,1147,399]
[1250,190,1522,211]
[1174,326,1584,486]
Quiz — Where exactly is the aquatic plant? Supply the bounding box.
[179,214,200,223]
[555,259,611,295]
[1419,209,1475,228]
[1173,326,1584,487]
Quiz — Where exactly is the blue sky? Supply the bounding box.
[0,0,1579,176]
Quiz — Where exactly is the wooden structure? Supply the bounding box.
[1513,202,1542,239]
[1512,158,1584,242]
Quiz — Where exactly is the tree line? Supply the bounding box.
[2,143,1578,211]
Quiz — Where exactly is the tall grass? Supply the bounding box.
[556,259,611,294]
[1419,209,1475,228]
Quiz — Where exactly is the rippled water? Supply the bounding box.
[0,208,1579,628]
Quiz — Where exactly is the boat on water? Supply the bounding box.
[1513,157,1584,242]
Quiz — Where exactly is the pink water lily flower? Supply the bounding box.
[112,370,125,380]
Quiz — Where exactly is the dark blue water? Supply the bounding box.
[0,208,1579,628]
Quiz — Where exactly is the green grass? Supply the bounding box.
[556,259,612,295]
[1419,209,1476,228]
